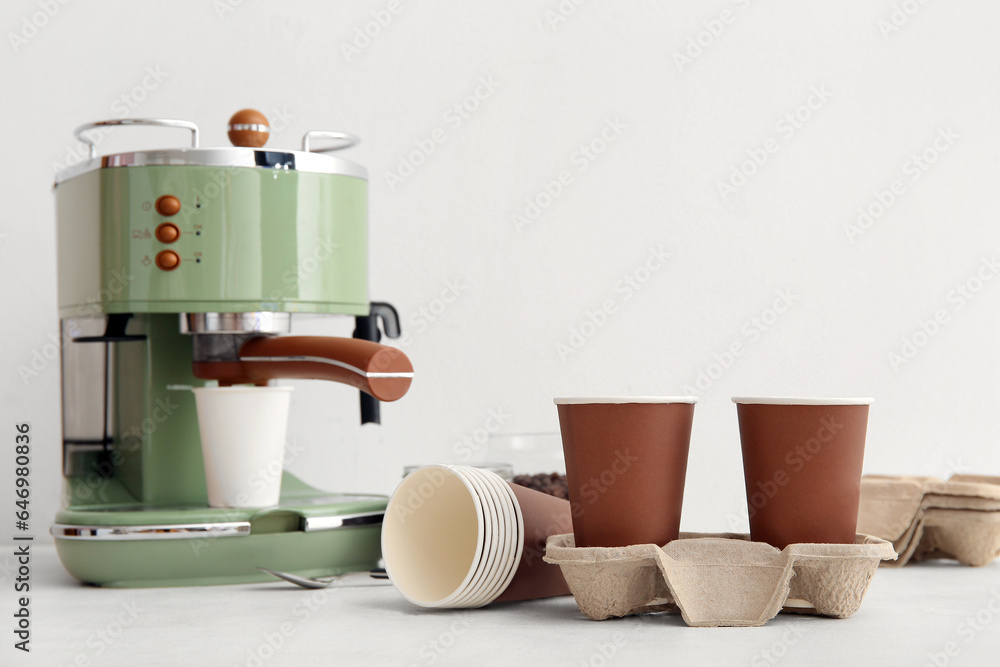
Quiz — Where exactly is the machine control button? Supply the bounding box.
[155,250,180,271]
[155,222,181,244]
[155,195,181,216]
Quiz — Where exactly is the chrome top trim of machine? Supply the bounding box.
[55,117,367,186]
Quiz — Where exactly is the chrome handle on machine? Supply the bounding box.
[74,118,200,159]
[301,130,359,154]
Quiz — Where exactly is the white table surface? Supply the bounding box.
[18,543,1000,666]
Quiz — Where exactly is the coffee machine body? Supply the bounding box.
[52,115,410,587]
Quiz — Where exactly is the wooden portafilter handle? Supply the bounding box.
[192,336,413,402]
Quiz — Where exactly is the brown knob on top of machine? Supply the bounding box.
[227,109,270,147]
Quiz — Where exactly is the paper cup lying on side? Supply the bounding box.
[494,482,574,602]
[192,386,293,508]
[381,465,572,608]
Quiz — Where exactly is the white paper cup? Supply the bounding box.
[192,386,293,508]
[450,468,503,608]
[381,465,484,607]
[464,467,523,606]
[454,466,520,608]
[382,465,522,608]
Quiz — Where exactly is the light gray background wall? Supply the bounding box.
[2,0,998,541]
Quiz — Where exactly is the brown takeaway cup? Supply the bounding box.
[555,397,696,548]
[734,397,873,550]
[493,482,573,602]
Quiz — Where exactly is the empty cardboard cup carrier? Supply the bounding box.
[544,532,896,627]
[858,474,1000,567]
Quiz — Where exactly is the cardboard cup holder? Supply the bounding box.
[858,474,1000,567]
[544,532,896,627]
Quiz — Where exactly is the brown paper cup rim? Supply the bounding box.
[554,396,698,405]
[732,396,873,405]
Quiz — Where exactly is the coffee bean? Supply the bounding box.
[512,472,569,500]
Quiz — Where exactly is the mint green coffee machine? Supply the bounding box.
[51,110,413,587]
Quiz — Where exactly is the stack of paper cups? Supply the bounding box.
[383,464,577,608]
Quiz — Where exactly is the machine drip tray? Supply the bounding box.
[52,474,387,587]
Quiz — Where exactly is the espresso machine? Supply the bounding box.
[51,110,413,587]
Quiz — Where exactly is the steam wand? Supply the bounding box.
[353,302,403,425]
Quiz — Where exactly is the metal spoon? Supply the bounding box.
[257,566,388,589]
